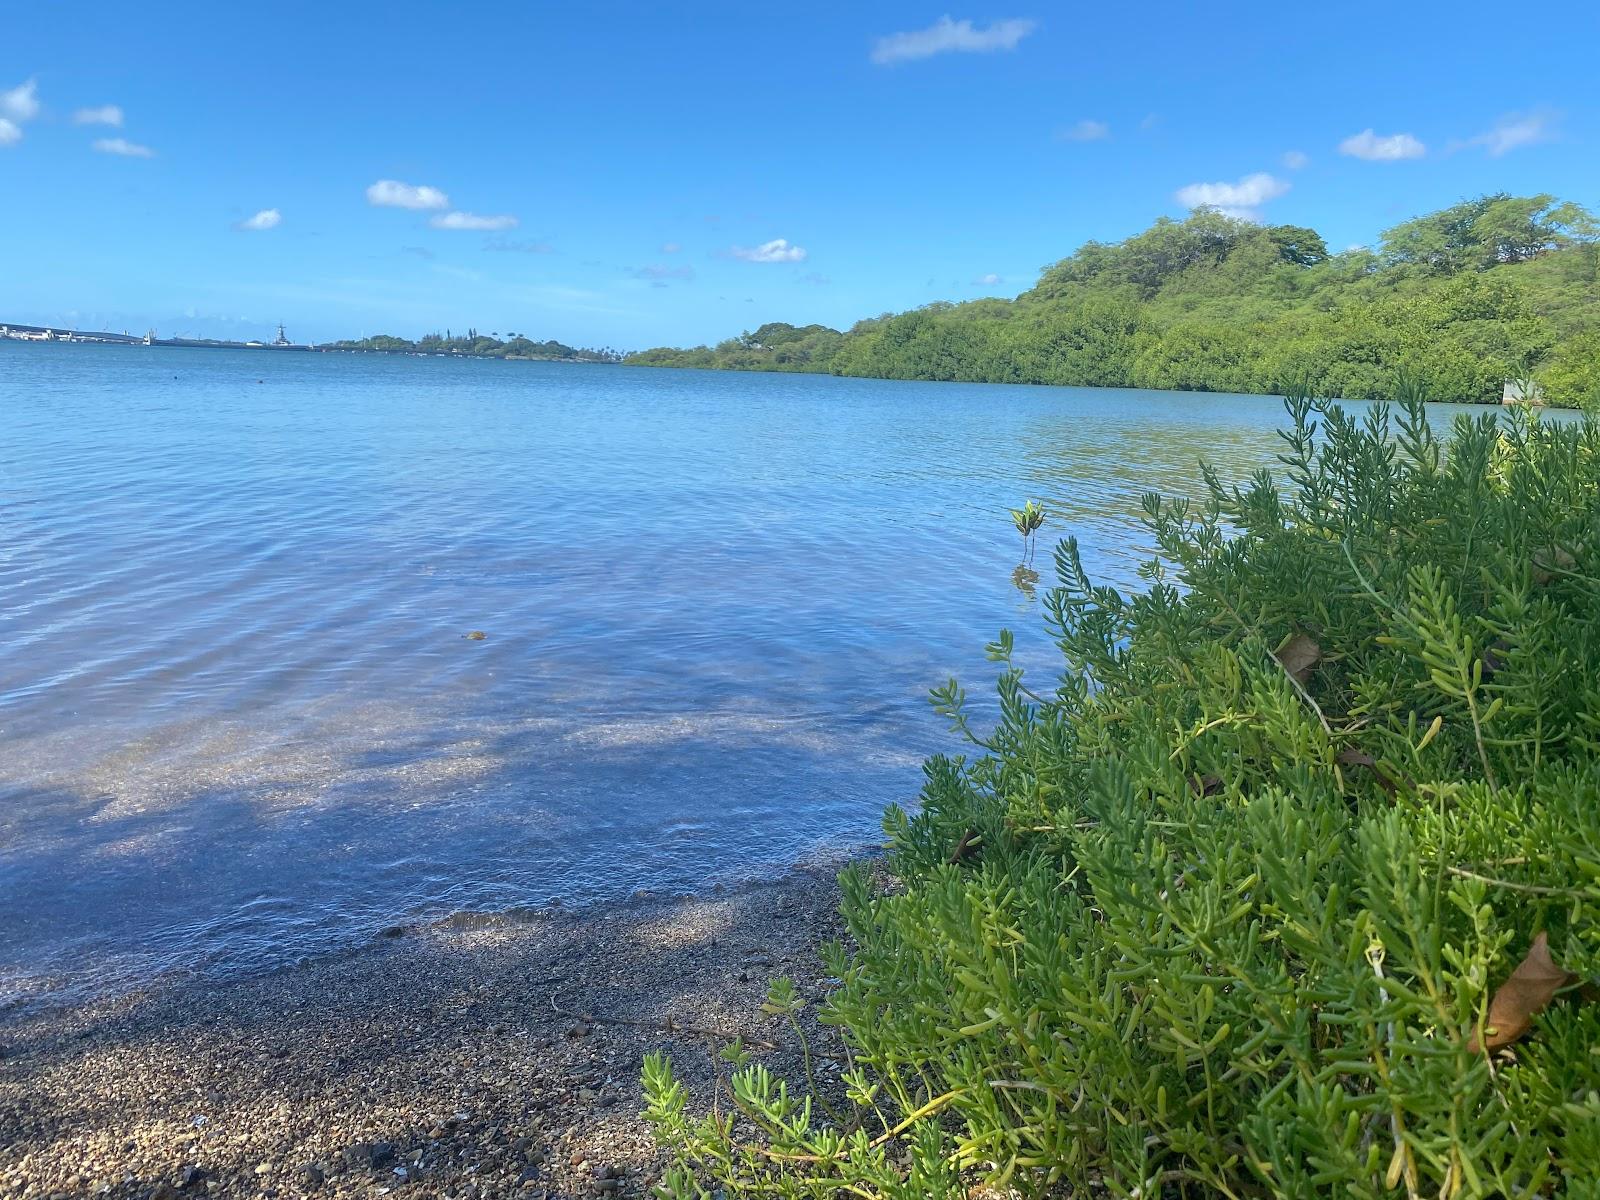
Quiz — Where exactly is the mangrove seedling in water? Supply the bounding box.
[1009,499,1046,564]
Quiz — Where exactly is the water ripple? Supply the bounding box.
[0,343,1479,1011]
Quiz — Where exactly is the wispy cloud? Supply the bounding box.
[235,208,281,231]
[871,16,1036,65]
[1338,129,1425,161]
[1,78,39,145]
[483,237,553,254]
[730,238,807,264]
[73,104,123,127]
[1465,110,1557,156]
[0,78,40,122]
[661,241,682,253]
[93,137,155,158]
[1057,119,1109,142]
[366,179,450,210]
[633,263,696,281]
[974,272,1002,285]
[1174,172,1290,221]
[798,272,831,286]
[1282,149,1310,169]
[429,211,519,231]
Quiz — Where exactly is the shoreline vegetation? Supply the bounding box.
[625,193,1600,408]
[323,330,623,364]
[641,384,1600,1195]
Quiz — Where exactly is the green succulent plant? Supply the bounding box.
[645,379,1600,1198]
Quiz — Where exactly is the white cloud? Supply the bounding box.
[1338,129,1425,161]
[366,179,450,210]
[236,208,281,231]
[871,16,1036,65]
[0,78,40,122]
[93,137,155,158]
[73,105,123,127]
[661,241,682,253]
[1174,172,1290,221]
[429,211,519,231]
[974,272,1002,285]
[1058,119,1109,142]
[1467,110,1556,157]
[1282,149,1310,169]
[730,238,807,263]
[0,118,19,147]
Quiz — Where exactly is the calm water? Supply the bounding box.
[0,343,1453,1010]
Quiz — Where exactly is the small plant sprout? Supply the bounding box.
[1009,499,1046,564]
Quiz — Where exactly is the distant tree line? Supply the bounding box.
[626,193,1600,406]
[326,328,622,363]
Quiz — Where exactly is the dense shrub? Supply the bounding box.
[645,386,1600,1197]
[625,195,1600,406]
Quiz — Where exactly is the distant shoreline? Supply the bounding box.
[0,322,620,364]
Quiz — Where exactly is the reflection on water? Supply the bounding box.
[1010,564,1040,601]
[0,344,1477,1009]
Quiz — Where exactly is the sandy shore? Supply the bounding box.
[0,870,854,1200]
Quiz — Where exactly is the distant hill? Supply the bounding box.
[626,194,1600,406]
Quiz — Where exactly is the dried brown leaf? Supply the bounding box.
[1274,631,1321,685]
[1335,747,1402,796]
[948,829,981,865]
[1469,932,1577,1052]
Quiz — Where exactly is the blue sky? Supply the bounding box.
[2,2,1597,349]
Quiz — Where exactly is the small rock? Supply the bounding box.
[348,1142,397,1170]
[464,631,487,641]
[254,1163,272,1176]
[564,1022,591,1039]
[177,1167,205,1189]
[150,1185,180,1200]
[299,1164,325,1189]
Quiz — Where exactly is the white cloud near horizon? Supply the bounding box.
[730,238,807,263]
[73,104,123,127]
[429,211,519,231]
[236,208,282,231]
[1467,110,1557,156]
[1339,129,1425,161]
[871,16,1036,65]
[0,118,19,147]
[93,137,154,158]
[974,272,1002,285]
[1174,172,1290,221]
[0,78,40,122]
[1282,149,1310,169]
[1058,119,1109,142]
[366,180,450,210]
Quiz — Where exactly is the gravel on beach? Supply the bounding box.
[0,870,854,1200]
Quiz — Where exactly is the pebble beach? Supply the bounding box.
[0,871,852,1200]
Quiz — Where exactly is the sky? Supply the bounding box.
[2,2,1598,350]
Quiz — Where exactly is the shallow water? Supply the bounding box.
[0,343,1476,1009]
